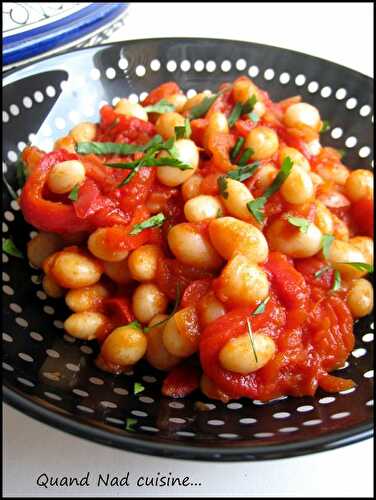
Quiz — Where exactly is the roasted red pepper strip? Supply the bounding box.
[199,295,286,399]
[20,149,94,233]
[351,197,374,237]
[141,82,181,106]
[161,361,200,398]
[103,297,135,327]
[180,278,212,308]
[264,252,309,328]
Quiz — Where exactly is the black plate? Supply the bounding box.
[2,38,374,461]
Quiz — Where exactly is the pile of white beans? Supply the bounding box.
[24,76,374,398]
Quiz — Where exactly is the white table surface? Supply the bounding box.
[3,2,374,498]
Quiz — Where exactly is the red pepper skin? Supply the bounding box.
[20,150,94,233]
[161,361,200,398]
[103,297,135,327]
[264,252,309,328]
[351,197,374,237]
[180,278,212,309]
[141,82,181,106]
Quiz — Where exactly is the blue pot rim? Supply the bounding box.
[3,3,129,66]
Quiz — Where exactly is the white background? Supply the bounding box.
[3,2,374,498]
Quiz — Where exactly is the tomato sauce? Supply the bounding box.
[18,77,372,402]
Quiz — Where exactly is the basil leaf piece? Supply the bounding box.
[129,213,166,236]
[263,156,294,198]
[246,318,258,363]
[286,215,311,233]
[217,176,229,199]
[111,136,190,187]
[247,196,267,224]
[227,162,260,183]
[320,120,331,133]
[321,234,334,261]
[68,184,80,201]
[144,99,175,114]
[76,135,163,155]
[230,137,245,162]
[108,157,192,171]
[242,95,257,114]
[227,103,243,128]
[128,320,142,330]
[125,418,137,431]
[331,270,342,292]
[134,382,145,395]
[2,238,23,258]
[246,156,294,223]
[175,118,191,140]
[252,296,270,316]
[188,94,218,119]
[340,262,373,273]
[238,148,254,167]
[16,159,28,189]
[117,169,137,187]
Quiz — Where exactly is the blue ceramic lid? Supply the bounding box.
[3,3,129,68]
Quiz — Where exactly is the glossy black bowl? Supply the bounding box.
[2,38,374,461]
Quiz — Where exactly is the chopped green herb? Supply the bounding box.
[128,320,142,330]
[16,159,28,189]
[247,157,294,223]
[125,418,137,431]
[188,94,218,119]
[175,118,191,140]
[230,137,245,162]
[108,137,191,187]
[286,215,311,233]
[252,296,270,316]
[263,157,294,198]
[248,111,260,123]
[144,283,181,333]
[129,213,166,235]
[337,148,346,159]
[340,262,373,273]
[76,135,163,155]
[108,157,192,171]
[238,148,254,166]
[144,99,175,114]
[68,184,80,201]
[216,208,223,218]
[247,196,267,224]
[112,156,192,171]
[2,238,23,258]
[227,102,243,128]
[331,270,342,292]
[217,176,229,199]
[246,318,258,363]
[242,95,257,114]
[228,96,258,127]
[134,382,145,395]
[227,162,260,182]
[314,265,332,278]
[320,120,331,133]
[321,234,334,260]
